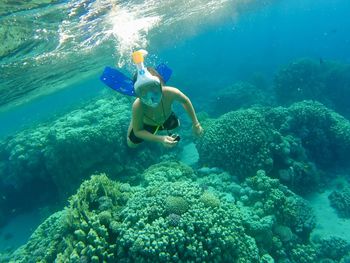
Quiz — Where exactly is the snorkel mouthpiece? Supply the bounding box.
[132,50,162,107]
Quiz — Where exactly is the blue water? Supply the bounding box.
[2,0,350,139]
[1,0,350,261]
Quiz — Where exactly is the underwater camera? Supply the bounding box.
[171,134,181,142]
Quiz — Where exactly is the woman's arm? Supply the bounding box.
[168,87,203,136]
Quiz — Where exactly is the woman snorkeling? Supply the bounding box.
[127,50,203,148]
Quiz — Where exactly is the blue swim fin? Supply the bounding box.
[100,67,136,96]
[100,63,172,97]
[156,63,172,83]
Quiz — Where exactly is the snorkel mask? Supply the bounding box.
[132,50,162,107]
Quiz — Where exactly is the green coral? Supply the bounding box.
[165,196,189,215]
[240,170,316,260]
[2,163,263,262]
[290,244,317,263]
[317,236,350,261]
[196,100,347,190]
[197,108,275,179]
[142,161,195,186]
[115,172,260,262]
[4,162,346,263]
[283,100,350,167]
[199,191,221,208]
[3,173,130,262]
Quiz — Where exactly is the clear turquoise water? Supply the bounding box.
[1,0,350,259]
[1,0,349,138]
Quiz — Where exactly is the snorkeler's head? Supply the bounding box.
[136,79,162,107]
[133,50,163,107]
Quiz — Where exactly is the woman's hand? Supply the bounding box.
[161,135,178,148]
[192,122,203,137]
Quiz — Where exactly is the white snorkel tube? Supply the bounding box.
[132,50,162,107]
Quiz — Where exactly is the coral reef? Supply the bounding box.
[1,174,131,262]
[196,100,350,193]
[1,163,262,263]
[3,162,344,262]
[274,58,350,118]
[115,170,259,262]
[196,108,275,179]
[329,187,350,218]
[277,100,350,168]
[317,236,350,261]
[209,81,270,116]
[0,94,160,226]
[241,170,315,243]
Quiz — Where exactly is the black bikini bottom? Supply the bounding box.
[128,112,179,144]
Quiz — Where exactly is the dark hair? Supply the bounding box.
[133,67,165,85]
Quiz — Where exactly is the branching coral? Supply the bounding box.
[115,169,260,262]
[240,170,316,260]
[2,162,346,263]
[2,173,131,263]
